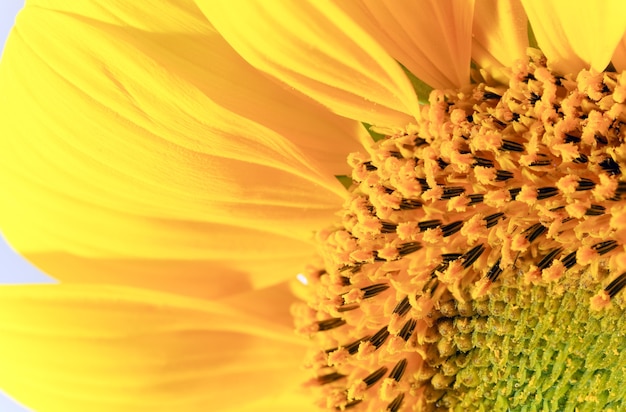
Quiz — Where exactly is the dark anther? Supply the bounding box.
[369,326,390,349]
[381,221,398,233]
[486,258,503,282]
[346,336,371,355]
[399,198,423,209]
[561,251,577,269]
[484,212,506,229]
[576,178,596,191]
[339,264,361,275]
[529,92,541,105]
[383,187,395,194]
[389,359,408,382]
[414,137,427,146]
[525,223,547,242]
[466,115,474,123]
[317,372,346,385]
[417,178,431,191]
[441,253,463,262]
[529,159,552,167]
[422,277,439,295]
[441,186,466,199]
[468,194,484,205]
[462,244,485,269]
[387,394,406,412]
[509,187,521,200]
[398,242,422,256]
[389,151,403,159]
[362,283,391,299]
[616,182,626,196]
[419,219,442,231]
[363,161,377,171]
[363,366,389,387]
[316,318,347,331]
[393,296,412,317]
[442,221,463,237]
[500,139,525,152]
[398,319,417,341]
[437,158,450,170]
[537,248,563,270]
[594,134,608,145]
[495,170,514,181]
[536,186,559,200]
[512,113,521,122]
[350,265,362,274]
[483,92,501,100]
[555,76,563,86]
[473,156,494,168]
[599,157,621,176]
[592,240,618,255]
[585,204,606,216]
[573,154,588,164]
[564,133,581,144]
[524,73,536,82]
[605,272,626,298]
[336,304,359,313]
[343,400,363,410]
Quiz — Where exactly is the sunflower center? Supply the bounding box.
[293,50,626,411]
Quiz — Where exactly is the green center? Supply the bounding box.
[443,270,626,411]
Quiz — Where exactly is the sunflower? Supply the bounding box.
[3,0,626,411]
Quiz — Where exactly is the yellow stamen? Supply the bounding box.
[294,51,626,411]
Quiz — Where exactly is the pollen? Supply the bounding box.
[294,51,626,411]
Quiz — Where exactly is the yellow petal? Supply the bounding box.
[612,32,626,71]
[25,0,369,177]
[358,0,474,89]
[522,0,626,74]
[22,244,313,301]
[197,0,420,128]
[472,0,528,82]
[0,283,310,412]
[0,2,355,286]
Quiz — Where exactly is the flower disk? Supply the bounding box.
[294,51,626,411]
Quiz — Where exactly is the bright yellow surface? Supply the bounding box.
[0,283,313,411]
[358,0,474,89]
[198,0,421,128]
[472,0,528,83]
[0,1,366,290]
[522,0,626,74]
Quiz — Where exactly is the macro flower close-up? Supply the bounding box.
[3,0,626,411]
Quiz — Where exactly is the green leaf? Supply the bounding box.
[399,63,433,105]
[362,123,387,142]
[527,20,539,49]
[335,175,353,190]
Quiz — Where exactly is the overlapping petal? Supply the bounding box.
[0,283,311,412]
[612,32,626,71]
[197,0,421,128]
[357,0,474,90]
[472,0,528,83]
[522,0,626,74]
[0,1,367,290]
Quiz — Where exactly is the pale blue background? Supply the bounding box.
[1,1,55,410]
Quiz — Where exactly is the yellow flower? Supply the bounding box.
[3,1,626,411]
